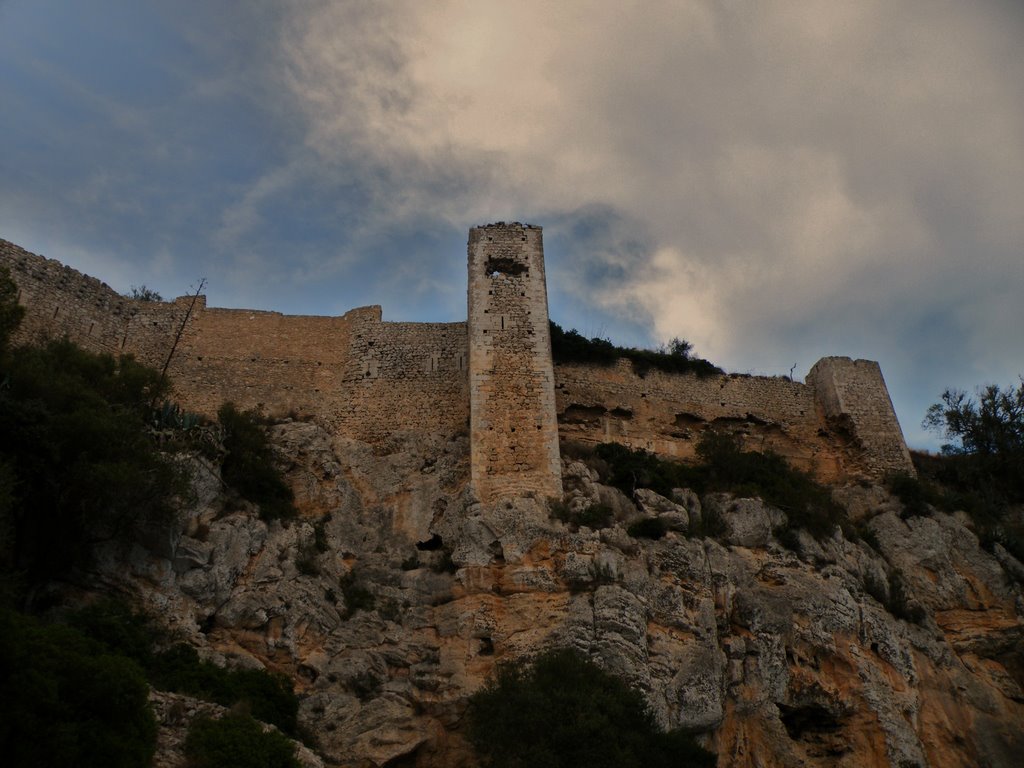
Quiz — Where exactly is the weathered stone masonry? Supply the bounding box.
[468,224,562,502]
[2,227,914,503]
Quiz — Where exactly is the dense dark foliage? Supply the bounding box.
[593,432,846,540]
[549,499,615,531]
[914,379,1024,563]
[923,380,1024,501]
[218,403,296,520]
[0,607,157,767]
[467,647,714,768]
[185,713,300,768]
[0,266,25,352]
[70,598,299,735]
[627,516,669,539]
[549,321,722,378]
[150,644,299,735]
[0,338,184,582]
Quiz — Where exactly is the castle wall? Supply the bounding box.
[2,234,915,489]
[468,224,562,502]
[2,239,136,355]
[555,361,848,480]
[339,316,469,443]
[0,239,468,445]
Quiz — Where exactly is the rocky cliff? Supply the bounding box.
[94,422,1024,767]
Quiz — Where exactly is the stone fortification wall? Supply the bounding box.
[555,357,916,482]
[808,357,915,479]
[1,239,468,445]
[2,239,138,355]
[555,360,847,480]
[468,223,562,502]
[340,315,469,443]
[2,233,915,488]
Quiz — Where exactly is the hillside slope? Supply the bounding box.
[91,422,1023,767]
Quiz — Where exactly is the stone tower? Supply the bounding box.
[467,223,563,503]
[808,357,916,478]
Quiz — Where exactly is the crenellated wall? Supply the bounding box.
[1,232,915,497]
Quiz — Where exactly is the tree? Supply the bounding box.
[184,714,299,768]
[217,403,295,520]
[0,265,25,352]
[467,648,714,768]
[0,608,157,767]
[924,380,1024,458]
[0,340,184,582]
[923,379,1024,501]
[127,284,163,302]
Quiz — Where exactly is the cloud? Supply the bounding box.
[277,8,1017,311]
[1,0,1020,448]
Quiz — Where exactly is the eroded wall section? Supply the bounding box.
[808,357,915,479]
[555,358,915,482]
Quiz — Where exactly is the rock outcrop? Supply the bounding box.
[95,422,1024,767]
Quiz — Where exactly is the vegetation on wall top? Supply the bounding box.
[549,321,723,378]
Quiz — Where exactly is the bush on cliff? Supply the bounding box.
[594,432,846,541]
[0,606,157,768]
[217,403,295,520]
[185,713,300,768]
[69,598,299,736]
[0,339,184,582]
[918,379,1024,563]
[467,647,714,768]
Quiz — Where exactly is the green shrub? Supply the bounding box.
[594,433,846,541]
[184,713,299,768]
[0,340,184,582]
[467,647,714,768]
[0,607,157,768]
[66,597,298,735]
[217,403,295,520]
[550,498,615,530]
[313,515,331,552]
[577,503,615,529]
[68,597,157,666]
[594,442,696,498]
[149,643,298,735]
[295,544,321,576]
[885,472,934,519]
[627,517,668,540]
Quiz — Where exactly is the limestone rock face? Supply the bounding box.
[96,423,1024,768]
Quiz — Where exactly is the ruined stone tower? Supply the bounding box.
[467,223,563,503]
[808,357,916,478]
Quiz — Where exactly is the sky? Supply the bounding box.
[1,1,1022,450]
